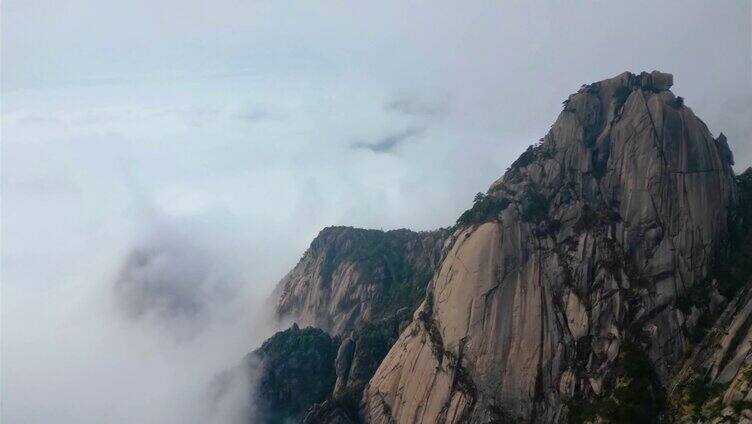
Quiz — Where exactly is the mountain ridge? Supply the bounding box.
[362,70,736,422]
[248,70,749,423]
[275,225,450,336]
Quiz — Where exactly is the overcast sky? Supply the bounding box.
[2,1,751,423]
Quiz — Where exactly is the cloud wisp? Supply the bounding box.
[350,126,426,154]
[112,230,238,341]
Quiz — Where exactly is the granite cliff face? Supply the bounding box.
[250,71,748,423]
[275,226,449,336]
[270,227,449,422]
[361,71,738,422]
[669,281,752,423]
[668,168,752,423]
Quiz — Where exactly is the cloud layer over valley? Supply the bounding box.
[2,1,750,423]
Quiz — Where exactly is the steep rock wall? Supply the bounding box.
[671,282,752,423]
[362,71,737,423]
[275,226,449,336]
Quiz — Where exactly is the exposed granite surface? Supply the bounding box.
[362,71,737,423]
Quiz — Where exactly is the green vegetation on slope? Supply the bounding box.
[456,192,510,226]
[569,344,667,424]
[317,227,442,319]
[674,377,728,421]
[251,325,340,423]
[303,308,414,423]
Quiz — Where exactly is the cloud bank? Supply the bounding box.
[2,1,750,423]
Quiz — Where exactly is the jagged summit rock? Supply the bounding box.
[362,70,737,423]
[642,70,673,91]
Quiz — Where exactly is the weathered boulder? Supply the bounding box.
[648,70,674,91]
[362,71,737,423]
[717,132,735,166]
[334,337,356,395]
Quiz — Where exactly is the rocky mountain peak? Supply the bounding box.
[362,70,738,422]
[250,71,748,424]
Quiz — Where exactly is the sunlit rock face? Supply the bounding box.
[274,226,449,336]
[362,71,738,423]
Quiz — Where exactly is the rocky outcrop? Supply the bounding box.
[275,226,449,336]
[361,71,738,423]
[333,309,413,395]
[302,307,415,423]
[249,324,340,423]
[671,282,752,423]
[669,168,752,423]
